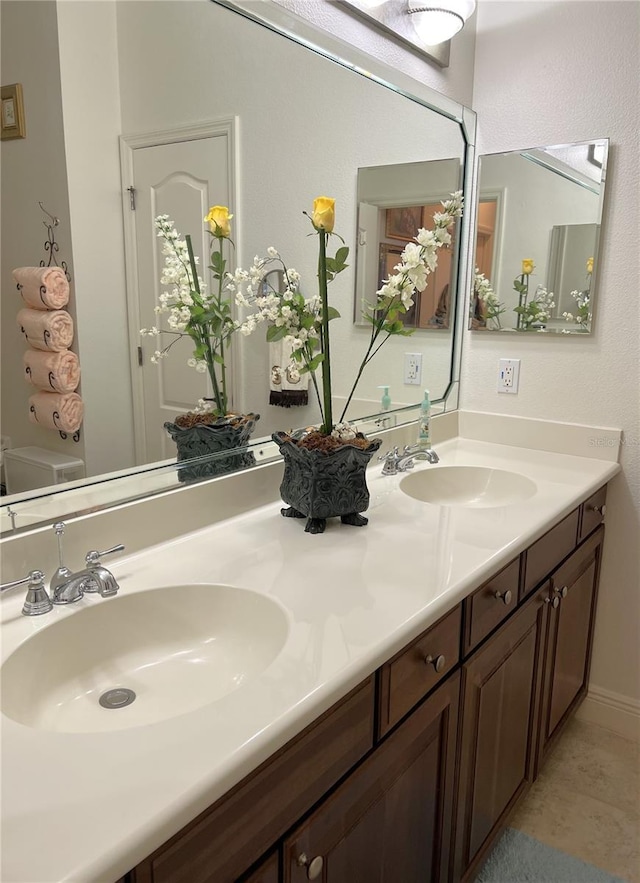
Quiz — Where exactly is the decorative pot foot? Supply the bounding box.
[304,517,326,535]
[281,506,306,520]
[341,512,369,527]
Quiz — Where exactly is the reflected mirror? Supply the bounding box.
[355,158,461,339]
[469,139,608,334]
[0,0,473,534]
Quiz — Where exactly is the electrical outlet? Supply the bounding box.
[497,358,520,394]
[404,352,423,385]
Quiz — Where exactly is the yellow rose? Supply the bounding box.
[521,259,535,276]
[312,197,335,233]
[205,205,232,238]
[586,256,594,274]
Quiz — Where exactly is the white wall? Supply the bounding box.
[272,0,477,107]
[56,0,135,478]
[464,1,640,708]
[0,0,86,469]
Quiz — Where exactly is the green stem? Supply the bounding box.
[215,237,228,414]
[186,234,224,414]
[339,298,395,423]
[318,231,333,434]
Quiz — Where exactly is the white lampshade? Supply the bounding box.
[407,0,476,45]
[358,0,388,8]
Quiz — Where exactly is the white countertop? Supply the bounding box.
[0,434,620,883]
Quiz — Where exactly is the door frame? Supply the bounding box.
[119,119,239,464]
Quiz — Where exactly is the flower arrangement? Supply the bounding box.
[512,259,555,331]
[563,256,593,330]
[231,192,464,443]
[473,268,505,329]
[141,207,240,422]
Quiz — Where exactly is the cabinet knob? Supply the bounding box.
[591,503,606,516]
[554,585,568,599]
[545,595,560,609]
[297,853,324,880]
[494,589,513,606]
[424,653,446,673]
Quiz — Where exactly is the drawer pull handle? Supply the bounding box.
[494,589,513,606]
[297,853,324,880]
[424,653,446,673]
[591,503,606,515]
[554,585,568,599]
[545,595,560,608]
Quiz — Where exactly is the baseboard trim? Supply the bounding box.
[575,685,640,742]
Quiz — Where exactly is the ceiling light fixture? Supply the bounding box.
[407,0,476,46]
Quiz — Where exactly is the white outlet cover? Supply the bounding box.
[497,358,520,394]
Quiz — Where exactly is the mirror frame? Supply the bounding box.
[0,0,477,536]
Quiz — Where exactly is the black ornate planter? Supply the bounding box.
[165,413,260,483]
[272,431,383,534]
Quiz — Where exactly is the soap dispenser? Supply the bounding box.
[417,389,431,450]
[378,385,391,412]
[377,385,395,429]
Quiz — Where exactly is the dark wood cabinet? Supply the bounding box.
[240,851,279,883]
[453,585,548,882]
[128,489,608,883]
[284,672,460,883]
[538,525,604,766]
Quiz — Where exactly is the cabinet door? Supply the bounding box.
[453,586,548,882]
[240,850,279,883]
[284,672,460,883]
[539,526,603,762]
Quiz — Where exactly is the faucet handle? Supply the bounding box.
[85,544,125,567]
[1,569,53,616]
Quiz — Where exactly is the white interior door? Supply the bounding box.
[121,121,237,465]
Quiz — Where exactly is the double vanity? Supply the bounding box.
[0,411,620,883]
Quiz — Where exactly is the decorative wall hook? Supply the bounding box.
[38,202,71,282]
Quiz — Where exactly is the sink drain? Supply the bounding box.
[99,688,136,709]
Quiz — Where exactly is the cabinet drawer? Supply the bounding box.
[139,678,374,883]
[521,508,579,599]
[579,485,607,541]
[463,557,520,655]
[377,605,461,738]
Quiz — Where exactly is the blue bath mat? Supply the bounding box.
[476,828,627,883]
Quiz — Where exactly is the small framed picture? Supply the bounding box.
[1,83,26,141]
[385,205,422,241]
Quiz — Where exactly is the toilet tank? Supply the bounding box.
[3,446,85,494]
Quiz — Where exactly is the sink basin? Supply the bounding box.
[1,584,289,733]
[400,465,537,508]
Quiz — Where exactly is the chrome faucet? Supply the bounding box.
[1,569,53,616]
[50,522,124,605]
[379,444,439,475]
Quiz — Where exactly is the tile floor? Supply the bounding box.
[509,718,640,882]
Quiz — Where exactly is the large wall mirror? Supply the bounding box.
[469,139,608,335]
[0,0,475,534]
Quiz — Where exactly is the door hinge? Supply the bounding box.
[137,345,143,366]
[127,186,136,211]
